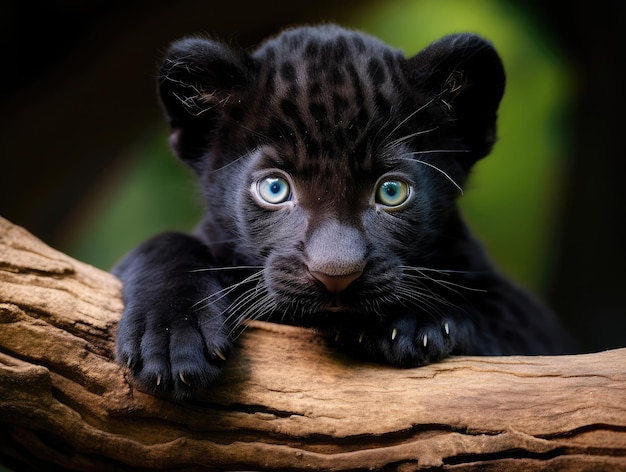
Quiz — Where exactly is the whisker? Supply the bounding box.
[407,268,486,294]
[403,267,491,286]
[385,127,439,150]
[224,283,267,321]
[226,270,276,321]
[210,153,251,175]
[397,265,486,317]
[192,270,264,309]
[231,299,278,340]
[383,98,436,142]
[394,285,450,319]
[188,265,264,273]
[416,160,463,195]
[408,149,471,156]
[210,125,275,176]
[403,267,480,275]
[228,293,277,340]
[397,157,463,195]
[232,123,273,144]
[396,282,450,308]
[237,293,275,323]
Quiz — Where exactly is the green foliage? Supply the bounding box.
[70,129,203,269]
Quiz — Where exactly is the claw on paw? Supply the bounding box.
[391,328,398,341]
[214,348,227,361]
[179,372,192,387]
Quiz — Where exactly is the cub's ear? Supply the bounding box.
[403,34,505,164]
[159,37,256,171]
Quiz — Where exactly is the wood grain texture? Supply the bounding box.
[0,216,625,471]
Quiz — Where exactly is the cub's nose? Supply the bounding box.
[305,221,366,295]
[310,270,361,294]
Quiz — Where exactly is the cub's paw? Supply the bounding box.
[116,305,231,400]
[334,314,467,367]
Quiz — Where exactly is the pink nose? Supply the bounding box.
[310,271,361,294]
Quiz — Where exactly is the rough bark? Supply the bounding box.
[0,216,625,471]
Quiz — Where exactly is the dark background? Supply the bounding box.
[2,0,625,353]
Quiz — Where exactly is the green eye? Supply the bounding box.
[258,176,291,204]
[376,180,410,207]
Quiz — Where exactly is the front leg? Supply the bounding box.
[113,232,232,399]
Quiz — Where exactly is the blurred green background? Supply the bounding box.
[69,0,569,296]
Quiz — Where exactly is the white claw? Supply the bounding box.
[423,334,428,347]
[179,372,192,387]
[156,373,162,387]
[358,332,365,343]
[444,321,450,336]
[126,357,133,369]
[335,332,341,342]
[214,348,227,361]
[391,328,398,341]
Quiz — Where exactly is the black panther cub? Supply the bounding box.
[114,25,571,399]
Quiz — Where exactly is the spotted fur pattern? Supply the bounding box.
[114,25,572,399]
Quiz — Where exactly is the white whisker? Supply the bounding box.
[416,160,463,195]
[192,270,264,309]
[391,265,486,318]
[405,267,486,294]
[396,157,464,195]
[210,154,250,175]
[188,265,264,273]
[385,127,439,150]
[394,285,449,318]
[383,98,436,142]
[409,149,471,156]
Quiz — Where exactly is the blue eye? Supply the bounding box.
[376,180,410,207]
[258,176,291,204]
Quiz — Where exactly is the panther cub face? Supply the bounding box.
[158,25,505,327]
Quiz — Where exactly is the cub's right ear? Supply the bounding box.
[403,34,505,167]
[159,38,256,172]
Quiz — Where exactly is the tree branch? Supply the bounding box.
[1,216,625,471]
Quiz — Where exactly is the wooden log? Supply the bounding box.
[0,215,625,471]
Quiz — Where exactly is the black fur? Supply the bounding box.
[114,25,571,399]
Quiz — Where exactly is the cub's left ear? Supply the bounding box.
[403,34,505,163]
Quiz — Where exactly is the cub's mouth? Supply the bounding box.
[320,295,352,313]
[323,304,349,313]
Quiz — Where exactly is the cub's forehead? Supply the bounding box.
[234,26,411,157]
[251,25,404,74]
